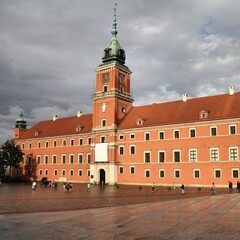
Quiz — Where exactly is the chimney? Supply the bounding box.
[53,115,58,121]
[77,111,83,118]
[182,93,188,102]
[229,86,235,96]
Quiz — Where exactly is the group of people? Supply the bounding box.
[211,180,240,195]
[63,182,73,192]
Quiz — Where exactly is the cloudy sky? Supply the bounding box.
[0,0,240,145]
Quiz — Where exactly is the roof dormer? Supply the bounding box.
[199,109,209,120]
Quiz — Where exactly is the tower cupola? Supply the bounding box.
[15,107,27,129]
[102,3,126,64]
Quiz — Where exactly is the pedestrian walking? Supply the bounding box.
[228,181,233,193]
[87,182,91,193]
[181,184,185,195]
[237,181,240,193]
[32,180,37,191]
[211,182,217,195]
[151,182,155,192]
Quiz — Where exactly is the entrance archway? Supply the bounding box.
[99,169,106,186]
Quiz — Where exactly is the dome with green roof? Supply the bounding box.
[102,3,126,64]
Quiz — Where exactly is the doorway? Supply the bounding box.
[99,169,106,186]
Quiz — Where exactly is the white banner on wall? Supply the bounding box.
[95,143,108,162]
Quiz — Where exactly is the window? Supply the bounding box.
[211,127,217,136]
[145,132,150,141]
[173,150,181,162]
[38,142,41,148]
[174,130,180,139]
[229,147,238,161]
[79,138,83,145]
[62,154,66,164]
[119,166,124,174]
[53,140,57,147]
[145,169,150,178]
[174,169,180,178]
[44,155,48,164]
[130,133,135,139]
[45,169,48,176]
[70,139,74,146]
[39,169,43,175]
[158,151,165,163]
[37,156,41,164]
[119,135,124,140]
[229,125,236,135]
[119,146,124,155]
[45,141,49,148]
[159,131,164,140]
[130,166,135,174]
[190,129,196,138]
[27,155,32,165]
[130,145,135,155]
[144,152,151,163]
[54,169,58,176]
[189,149,197,162]
[101,136,106,143]
[52,155,57,164]
[70,169,74,176]
[102,119,106,127]
[78,169,82,176]
[87,169,90,177]
[29,143,32,149]
[78,154,83,164]
[87,154,91,163]
[88,138,91,145]
[159,169,165,178]
[103,85,108,92]
[210,148,219,162]
[22,143,25,149]
[70,154,74,164]
[62,140,66,146]
[214,169,221,178]
[62,169,66,176]
[232,169,239,178]
[194,169,200,178]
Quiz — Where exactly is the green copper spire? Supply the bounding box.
[15,103,27,129]
[102,3,126,64]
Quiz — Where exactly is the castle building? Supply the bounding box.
[13,7,240,187]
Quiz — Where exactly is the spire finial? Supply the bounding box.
[112,2,118,37]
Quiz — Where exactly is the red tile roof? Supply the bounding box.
[118,92,240,130]
[18,114,92,139]
[18,92,240,139]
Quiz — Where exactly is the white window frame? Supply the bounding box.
[52,155,57,164]
[229,147,238,161]
[193,169,200,178]
[129,145,136,155]
[232,168,239,178]
[210,126,217,136]
[159,131,164,140]
[159,169,165,178]
[214,168,221,179]
[130,166,135,174]
[173,149,181,163]
[174,169,181,178]
[189,148,198,162]
[145,169,151,178]
[119,145,124,155]
[189,128,196,138]
[144,151,151,163]
[229,124,236,135]
[210,148,219,162]
[158,150,166,163]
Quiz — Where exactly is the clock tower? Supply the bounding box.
[90,4,133,185]
[92,4,133,131]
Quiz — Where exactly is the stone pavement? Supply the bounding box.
[0,183,240,239]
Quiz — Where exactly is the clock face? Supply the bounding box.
[102,73,110,83]
[119,73,125,84]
